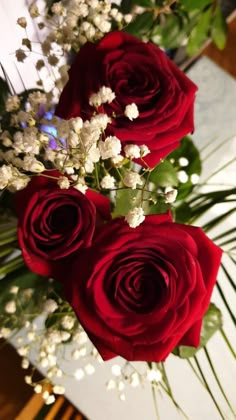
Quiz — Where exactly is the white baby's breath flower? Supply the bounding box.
[23,156,45,173]
[21,358,30,369]
[0,328,11,338]
[89,86,115,107]
[10,286,19,294]
[125,207,145,228]
[5,95,20,112]
[5,300,17,314]
[45,395,56,405]
[0,165,13,189]
[74,368,85,381]
[9,175,30,191]
[111,155,124,167]
[44,299,58,313]
[69,117,83,133]
[164,187,178,203]
[124,144,140,159]
[190,173,200,184]
[80,121,100,146]
[73,180,88,194]
[28,91,47,110]
[91,113,111,130]
[61,315,75,330]
[101,174,115,189]
[51,1,66,16]
[123,171,143,189]
[140,144,150,157]
[57,176,70,189]
[53,385,65,395]
[177,170,188,183]
[99,136,121,159]
[124,103,139,120]
[147,368,162,382]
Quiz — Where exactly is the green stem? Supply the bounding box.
[194,356,226,420]
[202,158,236,185]
[160,363,189,419]
[0,256,24,275]
[0,247,15,258]
[151,383,160,420]
[204,348,236,417]
[0,235,18,247]
[220,328,236,359]
[216,282,236,326]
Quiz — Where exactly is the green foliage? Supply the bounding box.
[186,8,212,56]
[148,160,178,187]
[113,188,141,216]
[124,11,154,36]
[173,303,223,358]
[181,0,212,11]
[211,5,227,50]
[0,268,49,330]
[167,136,202,200]
[121,0,227,56]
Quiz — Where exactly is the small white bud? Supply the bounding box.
[125,207,145,228]
[124,103,139,120]
[5,301,16,314]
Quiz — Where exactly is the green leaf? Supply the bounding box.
[173,303,223,358]
[181,0,212,12]
[186,8,212,56]
[113,188,141,216]
[133,0,154,7]
[167,136,202,200]
[148,160,178,187]
[120,0,134,13]
[211,6,227,50]
[148,202,171,215]
[124,11,154,36]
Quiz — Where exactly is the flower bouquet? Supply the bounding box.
[0,0,235,418]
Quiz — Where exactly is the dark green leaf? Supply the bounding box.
[173,303,223,358]
[124,11,154,36]
[148,160,178,187]
[181,0,212,12]
[148,202,171,215]
[211,6,227,50]
[186,8,212,56]
[167,136,202,200]
[134,0,154,7]
[113,188,141,216]
[120,0,134,13]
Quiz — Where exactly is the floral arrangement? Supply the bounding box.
[0,0,235,418]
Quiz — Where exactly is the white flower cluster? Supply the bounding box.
[0,89,147,206]
[19,1,133,77]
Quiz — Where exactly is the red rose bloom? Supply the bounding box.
[56,31,197,167]
[63,213,222,362]
[15,171,110,278]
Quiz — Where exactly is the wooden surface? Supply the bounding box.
[0,341,33,420]
[203,10,236,78]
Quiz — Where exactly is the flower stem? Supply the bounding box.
[194,356,226,420]
[204,347,236,417]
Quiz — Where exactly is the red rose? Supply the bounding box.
[63,213,222,362]
[56,31,197,167]
[15,171,110,278]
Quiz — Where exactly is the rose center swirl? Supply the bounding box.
[107,254,170,314]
